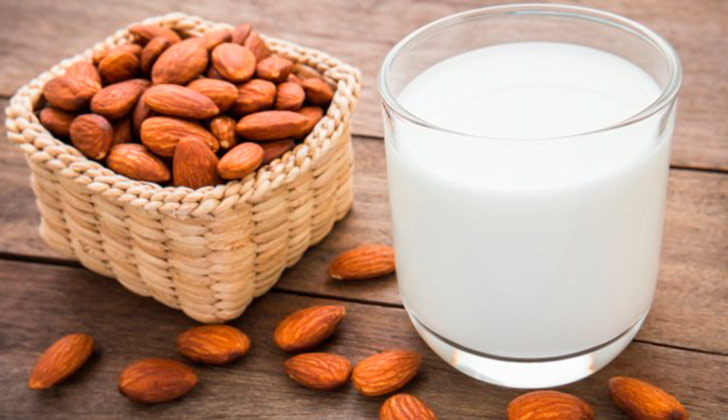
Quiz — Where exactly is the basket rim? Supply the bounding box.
[4,12,361,219]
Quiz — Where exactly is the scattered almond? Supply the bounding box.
[351,350,421,397]
[302,77,334,106]
[65,61,101,86]
[140,36,171,76]
[28,333,94,390]
[91,78,149,121]
[273,305,346,352]
[141,116,218,157]
[230,78,276,116]
[118,358,197,403]
[275,81,305,110]
[197,28,232,51]
[176,325,250,365]
[236,110,308,141]
[211,43,257,83]
[329,244,396,280]
[284,353,352,391]
[42,75,100,112]
[256,55,294,83]
[217,142,264,179]
[98,48,140,84]
[107,143,171,182]
[173,138,222,189]
[380,393,438,420]
[261,139,295,165]
[128,24,181,45]
[39,107,75,138]
[132,91,154,135]
[93,44,142,66]
[144,84,219,119]
[231,23,252,44]
[152,38,208,85]
[297,106,324,138]
[243,31,271,61]
[209,115,238,150]
[507,390,595,420]
[70,114,114,159]
[187,78,238,112]
[609,376,688,420]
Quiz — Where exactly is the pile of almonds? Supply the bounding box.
[39,22,334,188]
[25,244,689,420]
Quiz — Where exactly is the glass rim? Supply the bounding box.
[377,3,683,141]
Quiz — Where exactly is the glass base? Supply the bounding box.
[406,306,647,389]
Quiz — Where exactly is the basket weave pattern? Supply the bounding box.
[4,13,361,322]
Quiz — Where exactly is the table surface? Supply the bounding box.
[1,0,726,418]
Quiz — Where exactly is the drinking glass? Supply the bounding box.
[378,4,682,388]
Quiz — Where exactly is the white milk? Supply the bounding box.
[385,42,672,359]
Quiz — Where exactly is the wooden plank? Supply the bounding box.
[1,0,727,170]
[0,259,725,418]
[1,96,727,355]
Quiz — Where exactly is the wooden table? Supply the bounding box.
[1,1,726,418]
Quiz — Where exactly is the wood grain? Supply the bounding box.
[1,0,726,170]
[0,259,725,419]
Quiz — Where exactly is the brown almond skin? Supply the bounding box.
[243,31,271,61]
[42,75,100,112]
[231,23,252,44]
[507,390,595,420]
[256,55,294,83]
[329,244,396,280]
[236,110,308,141]
[211,43,257,83]
[187,78,238,112]
[230,79,276,116]
[297,106,324,139]
[176,325,250,365]
[69,114,114,159]
[66,61,101,86]
[275,82,305,111]
[39,107,75,138]
[288,73,303,85]
[261,139,295,165]
[284,353,352,391]
[112,117,133,145]
[132,91,155,136]
[206,65,224,80]
[141,116,219,157]
[380,394,438,420]
[173,138,223,189]
[93,44,142,66]
[144,84,219,119]
[209,116,238,150]
[91,78,149,121]
[273,305,346,352]
[302,78,334,106]
[197,28,232,51]
[217,142,264,180]
[352,350,422,396]
[28,333,94,390]
[140,36,171,76]
[98,49,140,84]
[128,24,181,45]
[118,358,197,403]
[107,143,170,182]
[609,377,688,420]
[152,38,209,85]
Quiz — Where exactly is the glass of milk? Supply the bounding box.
[378,4,682,388]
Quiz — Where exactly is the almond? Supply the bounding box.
[93,44,142,66]
[230,79,276,116]
[609,377,688,420]
[69,114,114,159]
[284,353,352,391]
[211,43,257,83]
[65,61,101,86]
[176,325,250,365]
[380,394,438,420]
[261,139,295,165]
[243,31,271,61]
[118,358,197,403]
[287,73,303,85]
[42,75,100,112]
[106,143,170,182]
[187,78,238,112]
[91,78,149,120]
[128,24,181,45]
[507,390,595,420]
[216,142,264,180]
[141,116,218,156]
[132,91,155,135]
[329,245,396,280]
[28,333,94,390]
[173,138,222,189]
[351,350,421,396]
[98,49,140,84]
[112,117,133,145]
[140,36,171,76]
[256,55,294,83]
[273,305,346,352]
[231,23,252,44]
[294,63,325,81]
[39,107,75,138]
[236,110,307,141]
[197,28,232,51]
[297,106,324,138]
[144,84,219,119]
[209,116,238,150]
[152,38,208,85]
[206,65,224,80]
[302,78,334,106]
[275,81,305,110]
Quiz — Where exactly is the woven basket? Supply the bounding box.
[4,13,361,323]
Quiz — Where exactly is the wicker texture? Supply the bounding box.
[4,13,361,323]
